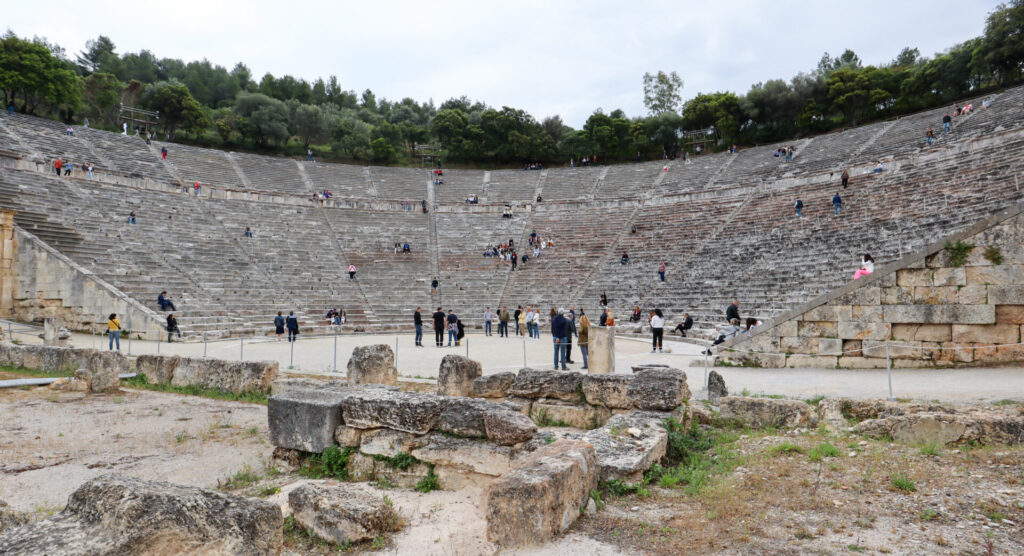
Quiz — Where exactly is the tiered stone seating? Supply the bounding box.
[368,167,427,200]
[434,169,485,203]
[303,161,371,197]
[76,128,176,183]
[154,141,244,188]
[711,142,799,187]
[1,113,98,166]
[954,87,1024,137]
[594,162,663,199]
[436,211,528,315]
[542,167,600,200]
[781,121,889,178]
[231,153,309,195]
[486,170,540,203]
[658,154,729,193]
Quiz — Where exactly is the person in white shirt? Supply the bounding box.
[483,307,494,336]
[529,309,541,338]
[853,254,875,280]
[650,309,665,353]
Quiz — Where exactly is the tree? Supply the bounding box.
[974,0,1024,84]
[81,72,122,127]
[76,35,117,74]
[643,71,684,114]
[370,137,396,163]
[291,103,329,148]
[0,33,80,114]
[234,91,289,146]
[144,81,209,138]
[892,47,922,69]
[826,68,871,125]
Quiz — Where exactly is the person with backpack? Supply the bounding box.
[832,192,843,216]
[286,311,299,342]
[794,198,804,218]
[107,313,122,351]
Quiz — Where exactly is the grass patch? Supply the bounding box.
[983,245,1003,265]
[601,479,650,498]
[642,419,741,495]
[808,442,840,462]
[589,490,604,511]
[0,363,74,379]
[803,394,826,406]
[890,473,917,492]
[768,442,804,457]
[980,501,1005,522]
[298,446,355,481]
[124,374,268,404]
[918,441,941,457]
[919,508,941,521]
[414,465,440,493]
[372,452,419,470]
[945,240,974,267]
[848,544,866,553]
[993,399,1020,406]
[257,485,280,497]
[532,408,572,427]
[221,466,261,490]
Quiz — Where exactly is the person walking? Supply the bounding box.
[432,307,445,347]
[166,313,181,342]
[658,261,666,282]
[107,313,122,351]
[456,318,465,346]
[161,146,168,160]
[274,311,285,341]
[483,307,493,336]
[550,308,569,371]
[578,310,590,369]
[794,198,804,218]
[925,127,934,146]
[841,168,849,189]
[832,192,843,216]
[286,311,299,342]
[413,307,424,346]
[446,310,458,347]
[942,112,952,134]
[431,277,439,295]
[348,264,357,280]
[650,309,665,353]
[498,306,510,337]
[53,158,62,176]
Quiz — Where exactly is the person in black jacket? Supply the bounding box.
[456,319,465,346]
[725,300,740,323]
[166,314,181,342]
[513,306,523,336]
[674,313,694,337]
[432,307,445,347]
[286,311,299,342]
[413,307,423,346]
[274,311,285,342]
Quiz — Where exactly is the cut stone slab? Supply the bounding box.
[358,428,422,457]
[531,399,610,429]
[411,433,517,476]
[471,371,515,398]
[581,375,632,409]
[134,354,179,385]
[483,407,538,446]
[583,412,668,482]
[509,368,584,401]
[339,388,441,434]
[627,368,690,411]
[0,474,282,555]
[718,397,818,428]
[334,426,363,448]
[288,482,397,545]
[486,440,599,547]
[853,410,1024,446]
[437,355,482,396]
[437,397,496,438]
[268,390,347,453]
[347,344,398,386]
[171,357,278,394]
[707,370,727,404]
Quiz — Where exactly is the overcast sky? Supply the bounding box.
[4,0,1000,127]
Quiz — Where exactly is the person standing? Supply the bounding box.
[413,307,424,346]
[925,128,934,146]
[832,192,843,216]
[348,264,357,280]
[286,311,299,342]
[550,308,569,371]
[274,311,285,341]
[431,277,439,295]
[86,163,94,180]
[517,307,528,338]
[53,158,62,176]
[794,198,803,218]
[514,305,523,336]
[161,146,168,159]
[107,313,121,351]
[650,309,665,353]
[432,307,445,347]
[942,112,952,133]
[446,310,458,347]
[578,310,590,369]
[658,261,666,282]
[483,307,493,336]
[498,306,510,337]
[511,251,517,271]
[841,168,849,189]
[565,314,576,364]
[166,313,181,342]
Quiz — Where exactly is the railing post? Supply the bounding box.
[333,331,338,373]
[704,349,709,392]
[157,334,160,355]
[203,333,207,358]
[127,319,133,356]
[886,342,894,401]
[522,331,527,370]
[289,339,294,369]
[465,335,469,358]
[240,337,244,361]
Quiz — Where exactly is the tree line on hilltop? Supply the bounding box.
[1,1,1022,166]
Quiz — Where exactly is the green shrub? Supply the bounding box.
[944,240,974,267]
[890,474,917,492]
[808,442,841,462]
[768,442,804,456]
[414,465,440,493]
[982,245,1003,265]
[298,446,355,480]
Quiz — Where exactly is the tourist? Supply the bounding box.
[307,148,313,161]
[86,163,94,180]
[193,182,200,197]
[446,310,458,346]
[565,315,576,364]
[161,146,168,160]
[6,101,13,115]
[853,254,875,280]
[456,318,465,346]
[431,277,439,294]
[157,291,176,311]
[516,306,526,337]
[841,168,849,188]
[432,307,445,347]
[599,308,608,326]
[403,242,410,253]
[403,199,410,211]
[530,307,541,338]
[65,125,73,136]
[726,299,740,322]
[926,127,934,146]
[128,211,136,225]
[872,161,884,173]
[413,307,423,346]
[743,317,762,333]
[600,292,608,307]
[983,98,991,110]
[630,224,637,234]
[942,112,952,133]
[122,122,128,135]
[620,252,630,265]
[64,160,72,176]
[794,198,803,218]
[673,313,694,337]
[833,192,843,216]
[53,158,62,176]
[498,306,510,337]
[706,318,741,354]
[274,311,285,341]
[650,308,665,353]
[286,311,299,342]
[511,251,517,271]
[551,308,569,371]
[244,226,253,238]
[166,313,181,342]
[483,307,494,336]
[658,261,666,282]
[630,306,642,323]
[107,313,121,351]
[422,199,428,213]
[578,310,590,369]
[605,310,615,326]
[348,264,357,280]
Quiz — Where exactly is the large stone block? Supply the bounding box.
[587,326,615,374]
[340,388,441,434]
[800,306,841,322]
[951,324,1020,344]
[358,428,421,456]
[818,338,843,356]
[583,412,669,482]
[882,304,995,324]
[483,407,537,446]
[171,357,277,394]
[897,268,933,287]
[268,390,347,452]
[719,397,817,428]
[781,336,818,352]
[509,369,584,401]
[411,433,517,476]
[995,305,1024,325]
[848,305,883,323]
[436,396,527,440]
[437,355,482,396]
[581,375,632,409]
[838,322,890,341]
[708,370,728,403]
[966,265,1024,286]
[958,285,989,304]
[973,343,1024,363]
[134,354,179,385]
[485,440,599,547]
[289,483,396,545]
[776,320,798,337]
[891,324,952,343]
[862,341,922,359]
[912,286,958,304]
[785,355,838,367]
[797,321,838,338]
[471,371,515,398]
[0,474,282,555]
[931,268,966,286]
[989,286,1024,305]
[832,286,881,306]
[626,368,690,411]
[346,344,398,386]
[531,399,610,429]
[837,356,885,369]
[923,342,973,364]
[881,286,914,305]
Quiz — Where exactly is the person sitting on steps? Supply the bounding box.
[673,313,693,337]
[705,318,741,355]
[853,254,875,280]
[157,291,176,311]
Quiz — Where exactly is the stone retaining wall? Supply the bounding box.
[0,342,126,392]
[134,354,278,394]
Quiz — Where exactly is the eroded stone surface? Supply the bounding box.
[411,433,517,476]
[289,482,396,545]
[471,372,516,398]
[531,399,610,429]
[483,407,538,446]
[509,369,584,401]
[0,500,30,534]
[627,368,690,411]
[437,355,482,396]
[339,388,441,434]
[268,390,347,452]
[581,375,632,409]
[719,397,818,428]
[170,357,278,394]
[347,344,398,386]
[358,428,422,456]
[853,410,1024,445]
[707,370,728,404]
[582,412,668,482]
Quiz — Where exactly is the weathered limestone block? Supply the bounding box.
[0,500,30,534]
[581,375,632,409]
[411,433,517,476]
[630,364,670,373]
[881,286,915,305]
[437,355,482,396]
[837,322,890,340]
[848,305,883,322]
[501,396,533,416]
[0,474,282,555]
[485,440,599,547]
[509,369,583,401]
[627,368,690,411]
[172,357,277,394]
[966,265,1024,286]
[271,378,348,396]
[951,324,1020,344]
[531,399,610,429]
[834,286,882,306]
[958,285,988,305]
[776,320,798,337]
[782,336,818,352]
[719,397,817,428]
[269,390,346,452]
[995,305,1024,324]
[786,354,838,367]
[989,286,1024,305]
[483,407,537,446]
[818,338,843,356]
[897,268,933,287]
[800,306,841,321]
[842,340,863,356]
[882,304,995,324]
[913,286,959,304]
[587,326,615,374]
[289,483,396,545]
[134,354,179,385]
[931,267,966,287]
[334,426,363,447]
[583,412,668,482]
[358,428,422,456]
[708,370,728,404]
[837,356,884,369]
[891,324,952,343]
[471,371,515,398]
[854,414,968,445]
[974,343,1024,363]
[346,344,398,386]
[798,321,838,338]
[923,342,974,364]
[437,396,528,440]
[340,388,441,434]
[722,351,787,368]
[862,340,922,360]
